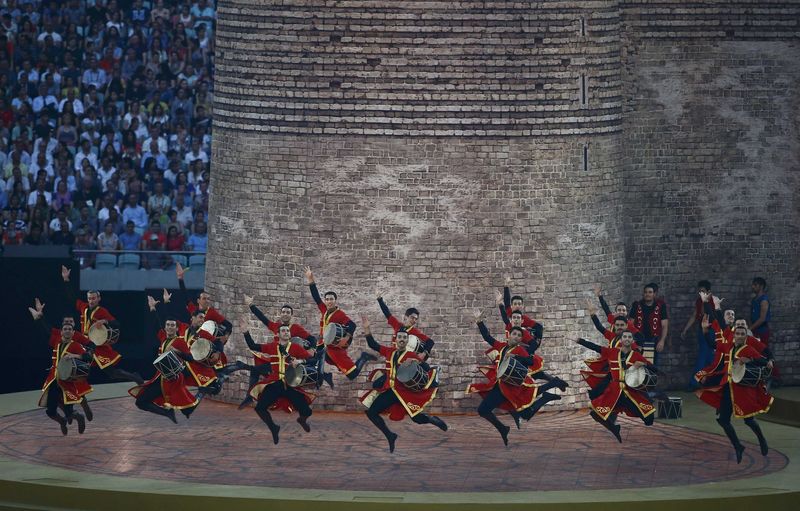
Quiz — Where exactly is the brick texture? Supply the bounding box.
[208,1,799,411]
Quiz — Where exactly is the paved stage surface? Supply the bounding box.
[0,385,798,510]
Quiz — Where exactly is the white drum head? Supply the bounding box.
[87,323,108,345]
[731,362,747,383]
[190,338,212,361]
[199,320,218,337]
[624,366,645,388]
[405,334,420,352]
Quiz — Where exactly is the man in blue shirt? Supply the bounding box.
[119,221,142,251]
[187,221,208,253]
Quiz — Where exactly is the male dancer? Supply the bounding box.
[695,319,773,462]
[467,311,563,445]
[576,332,656,442]
[502,277,542,334]
[128,296,201,422]
[244,320,315,444]
[30,299,91,435]
[360,315,447,453]
[305,266,374,379]
[592,285,639,335]
[61,266,144,385]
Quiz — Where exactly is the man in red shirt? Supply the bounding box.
[140,220,167,269]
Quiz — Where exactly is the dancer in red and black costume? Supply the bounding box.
[60,265,144,385]
[467,311,563,445]
[592,285,639,336]
[243,320,316,444]
[304,266,375,379]
[695,318,773,463]
[237,294,330,410]
[576,331,656,442]
[360,316,447,453]
[501,278,543,349]
[29,299,92,435]
[128,296,201,423]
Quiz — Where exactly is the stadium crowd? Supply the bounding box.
[0,0,214,268]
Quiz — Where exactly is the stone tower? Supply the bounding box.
[208,1,799,410]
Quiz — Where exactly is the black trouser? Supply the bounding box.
[716,383,764,447]
[365,390,433,437]
[477,384,511,432]
[46,383,74,417]
[254,383,312,424]
[135,377,196,418]
[594,392,654,426]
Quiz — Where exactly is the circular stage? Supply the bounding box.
[0,397,787,493]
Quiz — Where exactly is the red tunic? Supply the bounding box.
[386,315,430,346]
[694,342,773,418]
[467,342,539,412]
[581,336,642,391]
[484,328,544,369]
[38,338,93,407]
[316,305,356,375]
[248,341,315,413]
[504,306,538,329]
[181,326,219,387]
[358,346,438,421]
[186,302,227,325]
[606,313,640,335]
[76,300,121,369]
[588,347,655,420]
[128,336,198,410]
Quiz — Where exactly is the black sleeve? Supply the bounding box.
[220,319,233,335]
[306,334,318,344]
[377,297,391,319]
[62,279,78,308]
[577,338,603,353]
[530,323,543,342]
[598,295,612,318]
[34,316,52,335]
[147,307,162,340]
[309,283,323,306]
[661,303,670,320]
[419,361,432,372]
[365,333,382,352]
[212,340,224,353]
[421,338,435,353]
[628,302,636,320]
[249,304,270,327]
[344,319,356,335]
[749,355,769,367]
[177,278,192,309]
[243,331,262,351]
[503,286,511,309]
[477,321,496,347]
[591,314,608,335]
[499,304,510,326]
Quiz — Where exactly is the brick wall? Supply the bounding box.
[208,0,799,411]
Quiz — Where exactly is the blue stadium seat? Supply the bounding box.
[118,253,141,270]
[188,255,206,271]
[94,253,117,270]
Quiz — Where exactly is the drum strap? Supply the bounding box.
[388,351,401,387]
[82,307,98,335]
[161,337,176,354]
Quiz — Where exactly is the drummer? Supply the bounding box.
[60,265,144,385]
[177,309,221,394]
[359,315,447,453]
[466,311,562,445]
[695,320,773,462]
[29,299,92,435]
[304,266,375,380]
[575,332,656,442]
[129,296,201,422]
[243,323,316,444]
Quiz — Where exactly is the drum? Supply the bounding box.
[153,351,185,380]
[56,357,91,381]
[405,334,428,354]
[190,337,214,364]
[732,363,770,387]
[284,364,321,387]
[199,320,218,338]
[323,323,348,348]
[624,365,658,390]
[396,360,429,392]
[87,323,109,346]
[497,355,528,386]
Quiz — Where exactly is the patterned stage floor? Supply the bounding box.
[0,398,787,493]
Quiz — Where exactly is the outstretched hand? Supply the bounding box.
[162,288,172,303]
[495,290,503,306]
[244,294,254,307]
[593,284,602,297]
[304,265,314,284]
[147,295,159,311]
[175,262,186,280]
[61,265,71,282]
[473,309,483,322]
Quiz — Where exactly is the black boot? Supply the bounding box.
[510,411,521,429]
[106,367,145,385]
[136,400,178,423]
[590,411,622,443]
[717,418,745,463]
[256,408,280,444]
[47,412,68,435]
[70,412,86,434]
[480,412,510,446]
[80,398,93,422]
[351,351,377,379]
[238,395,254,410]
[366,411,397,453]
[297,415,311,433]
[521,392,561,421]
[323,372,334,389]
[428,415,448,432]
[745,419,769,456]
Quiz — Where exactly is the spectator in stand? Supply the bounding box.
[147,181,171,222]
[119,220,142,251]
[187,220,208,254]
[24,223,47,245]
[97,221,121,251]
[2,221,24,245]
[122,192,148,234]
[50,219,75,246]
[49,209,72,233]
[27,177,52,211]
[141,219,167,269]
[73,228,97,269]
[72,203,98,239]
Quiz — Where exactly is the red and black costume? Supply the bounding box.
[502,286,542,337]
[467,321,562,444]
[177,276,232,370]
[577,338,655,442]
[34,317,92,435]
[694,322,773,461]
[308,282,372,379]
[596,294,639,335]
[360,331,447,452]
[244,330,315,444]
[377,297,435,355]
[179,321,221,392]
[629,298,668,365]
[128,309,200,421]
